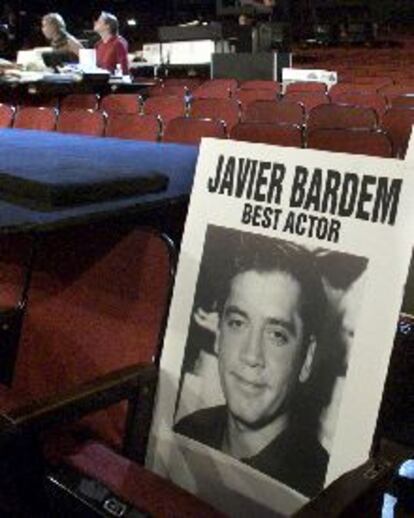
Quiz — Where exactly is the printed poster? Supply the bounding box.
[148,139,414,516]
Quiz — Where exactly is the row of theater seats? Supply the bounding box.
[0,99,410,159]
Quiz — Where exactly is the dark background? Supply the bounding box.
[1,0,414,54]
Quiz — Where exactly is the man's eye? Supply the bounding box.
[266,328,288,346]
[226,317,246,329]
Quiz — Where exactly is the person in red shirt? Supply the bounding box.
[94,11,129,74]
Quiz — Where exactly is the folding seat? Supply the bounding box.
[329,82,380,99]
[192,78,238,99]
[382,107,414,158]
[239,80,281,93]
[230,122,303,148]
[147,84,187,97]
[143,95,187,126]
[60,94,99,111]
[307,104,378,131]
[332,92,387,120]
[56,109,106,137]
[2,222,173,430]
[13,107,57,131]
[163,117,226,144]
[100,94,141,115]
[17,95,59,109]
[388,95,414,109]
[236,89,278,107]
[163,77,203,90]
[190,98,240,131]
[0,221,187,515]
[105,113,160,141]
[281,92,330,114]
[380,84,414,105]
[307,128,393,158]
[0,103,15,128]
[243,100,305,125]
[350,76,393,89]
[285,81,327,94]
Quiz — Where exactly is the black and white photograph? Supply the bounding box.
[173,224,368,498]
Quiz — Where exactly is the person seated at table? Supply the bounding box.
[41,13,83,60]
[93,11,129,75]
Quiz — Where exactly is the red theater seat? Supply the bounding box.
[163,117,226,144]
[190,98,240,131]
[307,104,378,131]
[14,107,57,131]
[236,89,278,106]
[389,95,414,109]
[307,128,393,157]
[143,95,186,126]
[100,94,141,115]
[0,103,15,128]
[105,113,160,141]
[329,83,382,98]
[285,81,327,94]
[56,109,106,137]
[5,223,171,449]
[331,92,387,119]
[230,122,303,147]
[282,92,330,114]
[60,94,99,111]
[147,84,187,97]
[382,107,414,158]
[243,100,305,126]
[193,79,238,99]
[239,80,280,93]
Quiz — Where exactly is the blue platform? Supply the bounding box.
[0,129,199,233]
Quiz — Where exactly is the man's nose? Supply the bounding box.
[240,326,265,367]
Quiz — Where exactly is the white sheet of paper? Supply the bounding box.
[148,139,414,516]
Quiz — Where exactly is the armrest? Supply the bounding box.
[294,457,393,517]
[0,362,158,462]
[295,438,414,517]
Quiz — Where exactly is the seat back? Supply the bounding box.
[307,128,393,157]
[380,84,414,105]
[190,98,240,131]
[56,109,106,137]
[193,79,238,99]
[332,92,387,119]
[13,223,172,445]
[60,94,99,111]
[329,82,381,98]
[243,100,305,125]
[236,89,278,107]
[14,107,57,131]
[307,104,378,131]
[389,95,414,109]
[17,95,59,108]
[239,80,280,93]
[282,92,330,114]
[230,122,303,147]
[382,107,414,158]
[0,103,15,128]
[106,113,160,141]
[285,81,327,94]
[147,84,187,97]
[163,117,226,144]
[100,94,141,115]
[143,95,186,126]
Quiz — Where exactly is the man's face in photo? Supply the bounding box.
[218,269,310,430]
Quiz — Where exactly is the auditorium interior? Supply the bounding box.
[0,0,413,516]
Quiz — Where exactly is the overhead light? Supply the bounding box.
[127,19,137,27]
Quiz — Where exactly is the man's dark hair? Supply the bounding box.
[100,11,119,35]
[217,232,326,350]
